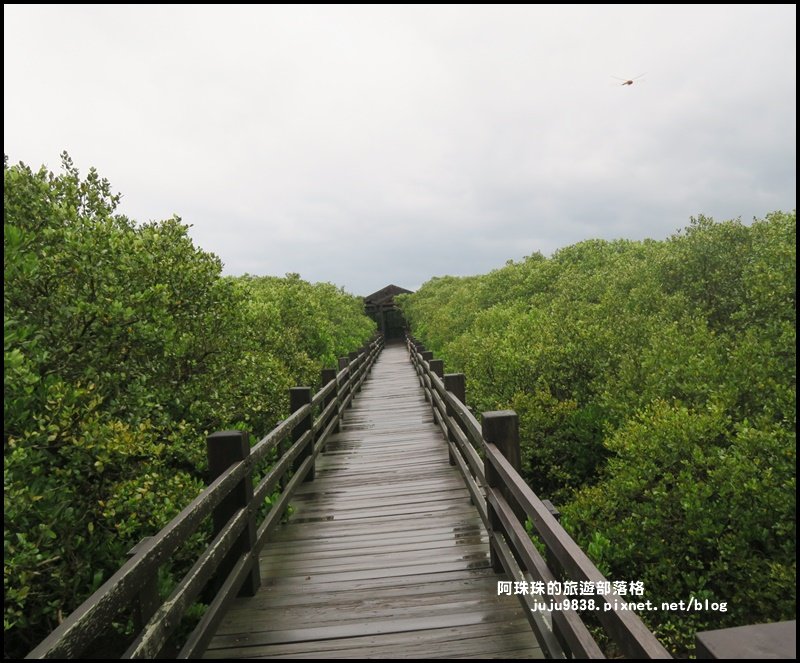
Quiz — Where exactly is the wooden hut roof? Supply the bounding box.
[363,284,413,306]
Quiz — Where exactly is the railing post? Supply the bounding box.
[410,342,422,368]
[420,352,434,400]
[206,430,260,596]
[356,347,366,390]
[482,410,522,573]
[444,373,466,467]
[359,347,369,389]
[349,350,361,393]
[338,356,352,409]
[322,368,338,434]
[429,359,444,419]
[415,345,425,375]
[290,387,314,482]
[542,499,563,578]
[127,538,159,631]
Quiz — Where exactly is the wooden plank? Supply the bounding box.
[258,534,489,560]
[260,568,498,590]
[289,486,469,506]
[218,576,508,611]
[256,557,492,584]
[267,515,485,542]
[695,620,796,659]
[256,559,494,587]
[209,607,531,648]
[266,523,486,549]
[261,539,490,567]
[203,344,542,659]
[287,501,478,524]
[204,619,534,658]
[214,595,528,635]
[250,569,502,605]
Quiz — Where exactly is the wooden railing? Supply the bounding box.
[26,336,384,659]
[406,334,671,660]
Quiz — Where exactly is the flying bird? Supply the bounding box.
[613,74,646,86]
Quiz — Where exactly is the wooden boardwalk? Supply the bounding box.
[204,343,541,659]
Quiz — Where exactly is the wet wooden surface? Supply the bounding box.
[204,342,541,659]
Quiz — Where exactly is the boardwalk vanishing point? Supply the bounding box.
[204,342,542,659]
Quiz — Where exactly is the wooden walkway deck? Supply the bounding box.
[204,342,541,659]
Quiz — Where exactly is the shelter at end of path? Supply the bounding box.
[364,284,412,340]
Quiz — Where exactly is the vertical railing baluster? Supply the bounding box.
[482,411,522,573]
[290,387,313,482]
[338,356,351,410]
[321,367,338,434]
[127,538,159,632]
[444,373,466,468]
[206,430,260,596]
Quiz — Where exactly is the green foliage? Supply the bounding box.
[3,154,375,657]
[400,212,796,654]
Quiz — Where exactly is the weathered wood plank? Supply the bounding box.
[210,607,531,648]
[215,576,507,612]
[205,618,534,659]
[257,535,489,561]
[267,522,486,547]
[259,543,490,572]
[251,568,502,603]
[214,595,528,635]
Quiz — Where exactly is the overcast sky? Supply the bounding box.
[4,5,796,295]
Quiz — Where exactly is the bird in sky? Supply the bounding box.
[613,74,646,86]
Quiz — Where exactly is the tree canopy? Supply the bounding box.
[3,154,375,657]
[399,212,796,654]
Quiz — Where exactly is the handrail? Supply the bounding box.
[405,333,671,659]
[26,335,384,659]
